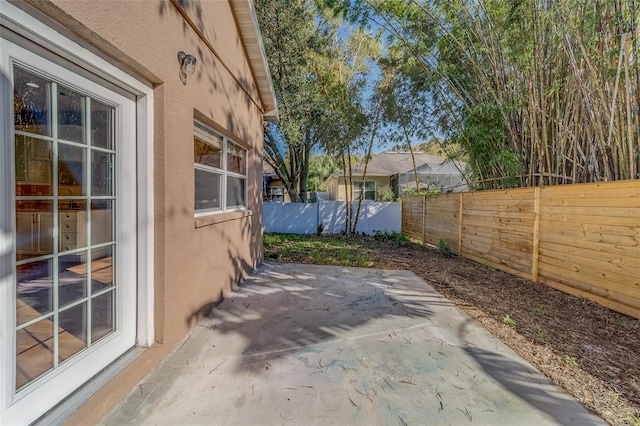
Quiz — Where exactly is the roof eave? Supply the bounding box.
[230,0,279,121]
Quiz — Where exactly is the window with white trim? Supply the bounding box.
[354,181,376,200]
[194,120,247,213]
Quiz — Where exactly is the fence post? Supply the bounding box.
[422,194,427,244]
[532,187,541,282]
[458,192,463,255]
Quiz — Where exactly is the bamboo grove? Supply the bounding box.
[333,0,640,188]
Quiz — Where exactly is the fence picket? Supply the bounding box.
[402,180,640,319]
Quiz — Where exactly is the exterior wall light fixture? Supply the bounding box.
[178,51,197,85]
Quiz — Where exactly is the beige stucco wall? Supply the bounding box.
[331,176,391,201]
[18,1,268,423]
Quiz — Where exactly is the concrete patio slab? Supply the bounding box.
[99,263,604,426]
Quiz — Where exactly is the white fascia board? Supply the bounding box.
[230,0,279,121]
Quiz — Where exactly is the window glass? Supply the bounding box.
[195,168,222,211]
[355,181,376,200]
[226,176,246,208]
[15,135,53,191]
[14,67,51,136]
[194,121,247,213]
[13,65,118,391]
[194,136,221,169]
[57,86,86,144]
[91,99,113,150]
[58,143,86,195]
[227,142,245,175]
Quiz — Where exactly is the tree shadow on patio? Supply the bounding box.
[457,317,603,425]
[200,262,447,375]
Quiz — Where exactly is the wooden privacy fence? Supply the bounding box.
[402,180,640,319]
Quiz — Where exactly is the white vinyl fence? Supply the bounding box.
[263,200,401,235]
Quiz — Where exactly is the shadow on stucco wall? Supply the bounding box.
[153,1,266,329]
[185,212,257,329]
[159,0,259,141]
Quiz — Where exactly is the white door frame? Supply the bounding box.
[0,2,154,424]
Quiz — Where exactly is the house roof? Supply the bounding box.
[263,160,277,177]
[413,158,464,175]
[230,0,278,121]
[328,151,466,179]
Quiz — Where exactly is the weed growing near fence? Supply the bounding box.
[373,230,410,245]
[437,239,452,257]
[502,314,517,328]
[535,330,548,342]
[533,305,549,316]
[564,355,579,367]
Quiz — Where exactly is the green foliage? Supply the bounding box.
[329,0,640,187]
[437,239,451,257]
[463,104,522,189]
[402,184,441,196]
[606,316,628,334]
[414,140,448,157]
[376,187,396,201]
[533,306,549,316]
[258,1,379,203]
[373,230,410,245]
[263,232,420,267]
[535,330,548,343]
[263,233,372,267]
[627,416,640,426]
[564,355,578,368]
[257,0,330,202]
[502,314,517,328]
[308,155,340,191]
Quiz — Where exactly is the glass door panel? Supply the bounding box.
[15,201,54,260]
[16,259,54,325]
[15,319,54,390]
[14,135,53,190]
[58,252,88,307]
[57,86,86,144]
[91,291,114,343]
[13,65,118,391]
[13,66,51,137]
[2,33,138,426]
[90,99,114,150]
[58,142,87,194]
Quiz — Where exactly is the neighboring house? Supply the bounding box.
[0,1,276,424]
[391,156,468,196]
[263,161,290,202]
[325,152,467,201]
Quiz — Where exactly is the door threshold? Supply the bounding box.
[32,347,144,426]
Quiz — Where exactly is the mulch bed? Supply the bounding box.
[265,235,640,426]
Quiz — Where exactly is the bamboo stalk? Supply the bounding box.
[623,32,636,179]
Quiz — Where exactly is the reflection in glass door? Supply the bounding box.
[14,65,117,390]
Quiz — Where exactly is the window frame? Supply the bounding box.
[353,180,376,201]
[193,120,248,216]
[1,27,149,425]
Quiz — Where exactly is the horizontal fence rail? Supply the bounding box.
[402,180,640,319]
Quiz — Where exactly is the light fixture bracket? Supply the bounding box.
[177,51,197,85]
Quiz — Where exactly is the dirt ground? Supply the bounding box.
[264,235,640,426]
